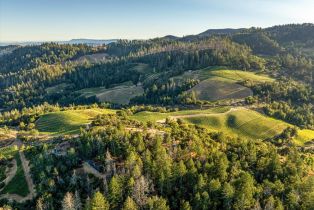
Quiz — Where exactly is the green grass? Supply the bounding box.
[0,146,19,184]
[131,107,297,140]
[189,79,253,101]
[183,108,290,139]
[0,146,19,160]
[130,107,230,123]
[200,68,274,83]
[36,108,116,135]
[172,66,274,101]
[1,153,29,197]
[76,83,144,105]
[172,66,274,83]
[293,129,314,146]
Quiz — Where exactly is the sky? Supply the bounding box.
[0,0,314,42]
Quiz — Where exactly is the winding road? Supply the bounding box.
[0,138,36,202]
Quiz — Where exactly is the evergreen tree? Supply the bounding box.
[74,191,82,210]
[122,196,139,210]
[109,176,123,209]
[90,191,110,210]
[146,196,170,210]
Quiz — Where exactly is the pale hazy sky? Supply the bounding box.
[0,0,314,42]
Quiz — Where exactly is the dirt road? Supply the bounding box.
[0,138,36,202]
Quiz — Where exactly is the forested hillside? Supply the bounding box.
[0,24,313,210]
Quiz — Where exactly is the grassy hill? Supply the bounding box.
[172,66,274,101]
[131,107,313,143]
[182,108,288,139]
[190,79,253,101]
[76,82,144,105]
[36,108,115,135]
[294,129,314,146]
[130,107,230,123]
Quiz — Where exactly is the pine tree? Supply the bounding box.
[234,172,256,209]
[146,196,170,210]
[122,196,139,210]
[74,191,82,210]
[180,200,192,210]
[109,176,123,209]
[90,191,110,210]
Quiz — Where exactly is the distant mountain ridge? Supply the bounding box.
[198,28,245,36]
[0,39,117,46]
[1,23,313,47]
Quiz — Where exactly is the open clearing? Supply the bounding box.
[76,82,144,105]
[131,107,313,142]
[172,66,274,101]
[181,108,289,139]
[1,153,29,197]
[73,52,108,64]
[36,108,115,135]
[76,63,150,105]
[172,66,274,83]
[0,146,30,198]
[294,129,314,146]
[189,79,253,101]
[45,83,72,94]
[130,106,230,123]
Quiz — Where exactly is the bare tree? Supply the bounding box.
[62,192,75,210]
[36,197,45,210]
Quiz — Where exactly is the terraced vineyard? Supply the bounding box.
[172,66,274,101]
[132,107,313,143]
[76,82,144,105]
[189,79,253,101]
[130,106,230,123]
[36,108,115,135]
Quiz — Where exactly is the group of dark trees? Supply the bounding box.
[0,23,312,128]
[0,24,313,210]
[0,43,100,73]
[250,80,313,129]
[2,113,313,209]
[0,35,266,109]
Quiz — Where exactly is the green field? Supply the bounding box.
[130,106,230,123]
[182,108,289,139]
[1,152,29,197]
[190,79,253,101]
[293,129,314,146]
[76,82,144,105]
[36,108,116,135]
[172,66,274,101]
[172,66,274,83]
[131,107,313,142]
